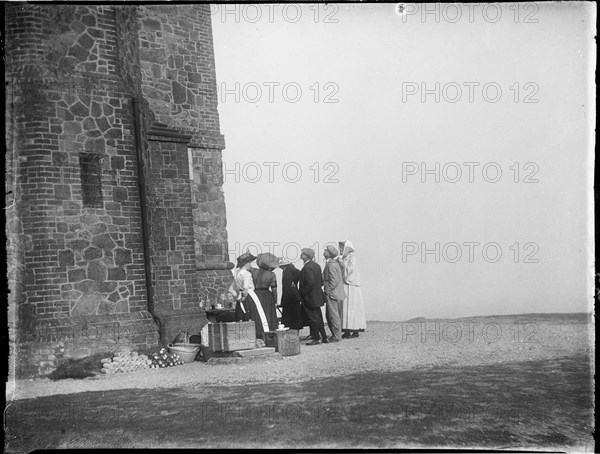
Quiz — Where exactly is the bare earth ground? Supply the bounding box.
[4,313,595,451]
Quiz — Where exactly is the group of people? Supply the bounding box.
[228,241,366,345]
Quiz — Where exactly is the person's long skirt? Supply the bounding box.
[342,284,366,332]
[281,298,304,330]
[234,296,253,323]
[234,295,265,339]
[254,288,279,333]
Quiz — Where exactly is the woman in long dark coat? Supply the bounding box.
[250,253,279,334]
[278,257,304,330]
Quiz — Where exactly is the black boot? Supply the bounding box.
[319,324,329,343]
[303,326,317,342]
[306,325,321,345]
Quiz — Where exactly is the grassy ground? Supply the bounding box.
[5,353,593,451]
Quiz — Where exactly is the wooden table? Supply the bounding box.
[205,308,236,323]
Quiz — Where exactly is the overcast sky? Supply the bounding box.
[210,2,595,321]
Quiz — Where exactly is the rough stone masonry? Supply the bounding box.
[5,4,234,378]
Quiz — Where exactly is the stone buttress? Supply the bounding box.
[5,4,233,377]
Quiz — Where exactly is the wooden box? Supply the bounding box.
[264,329,301,356]
[208,321,256,352]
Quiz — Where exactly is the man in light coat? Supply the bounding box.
[323,245,346,342]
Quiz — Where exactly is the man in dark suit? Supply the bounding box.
[278,256,304,330]
[299,248,329,345]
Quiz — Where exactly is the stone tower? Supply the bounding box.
[5,4,234,377]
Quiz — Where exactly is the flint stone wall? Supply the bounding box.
[6,4,234,378]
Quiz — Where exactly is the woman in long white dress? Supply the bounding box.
[339,240,367,338]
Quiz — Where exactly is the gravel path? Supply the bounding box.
[6,315,593,401]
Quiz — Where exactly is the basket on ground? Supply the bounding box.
[167,343,200,363]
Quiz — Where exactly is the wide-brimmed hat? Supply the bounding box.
[236,252,256,268]
[278,256,293,267]
[257,252,279,271]
[301,248,315,260]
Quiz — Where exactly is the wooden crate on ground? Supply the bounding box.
[264,329,301,356]
[208,321,256,352]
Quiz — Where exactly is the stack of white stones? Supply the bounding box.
[100,350,152,374]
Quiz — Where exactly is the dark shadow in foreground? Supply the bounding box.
[5,354,593,451]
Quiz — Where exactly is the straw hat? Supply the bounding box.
[278,257,293,267]
[324,245,339,257]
